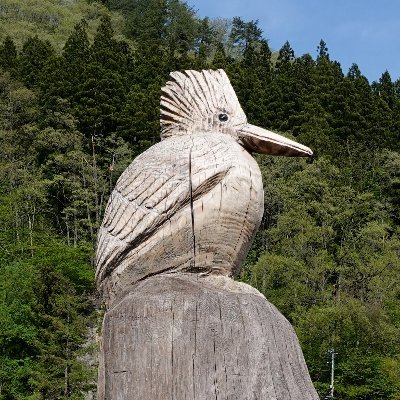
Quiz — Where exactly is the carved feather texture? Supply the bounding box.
[95,134,246,286]
[96,69,266,304]
[160,69,247,138]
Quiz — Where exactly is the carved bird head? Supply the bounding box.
[161,69,312,156]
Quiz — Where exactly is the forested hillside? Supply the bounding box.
[0,0,399,399]
[0,0,129,49]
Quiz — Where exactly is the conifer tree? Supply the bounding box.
[0,36,17,71]
[194,17,215,68]
[211,42,230,70]
[376,70,395,109]
[317,39,329,60]
[63,19,91,70]
[276,40,295,70]
[16,36,54,87]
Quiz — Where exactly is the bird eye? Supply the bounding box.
[218,113,229,122]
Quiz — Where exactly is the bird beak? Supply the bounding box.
[238,124,313,157]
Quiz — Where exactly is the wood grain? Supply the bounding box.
[98,274,319,400]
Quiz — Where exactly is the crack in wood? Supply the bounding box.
[189,144,196,270]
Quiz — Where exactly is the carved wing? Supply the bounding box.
[95,135,233,282]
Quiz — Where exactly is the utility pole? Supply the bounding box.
[328,348,335,399]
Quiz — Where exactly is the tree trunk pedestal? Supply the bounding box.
[97,273,318,400]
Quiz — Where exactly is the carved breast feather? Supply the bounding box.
[96,133,263,303]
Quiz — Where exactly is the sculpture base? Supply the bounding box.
[97,273,318,400]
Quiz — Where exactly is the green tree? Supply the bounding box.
[0,243,96,400]
[317,38,329,60]
[16,36,54,87]
[0,36,17,70]
[374,70,395,109]
[275,40,295,70]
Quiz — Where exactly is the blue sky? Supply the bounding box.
[187,0,400,83]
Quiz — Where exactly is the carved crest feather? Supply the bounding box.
[160,69,246,138]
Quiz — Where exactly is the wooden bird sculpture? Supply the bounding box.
[96,69,311,305]
[96,69,319,400]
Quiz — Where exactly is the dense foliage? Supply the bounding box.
[0,0,399,398]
